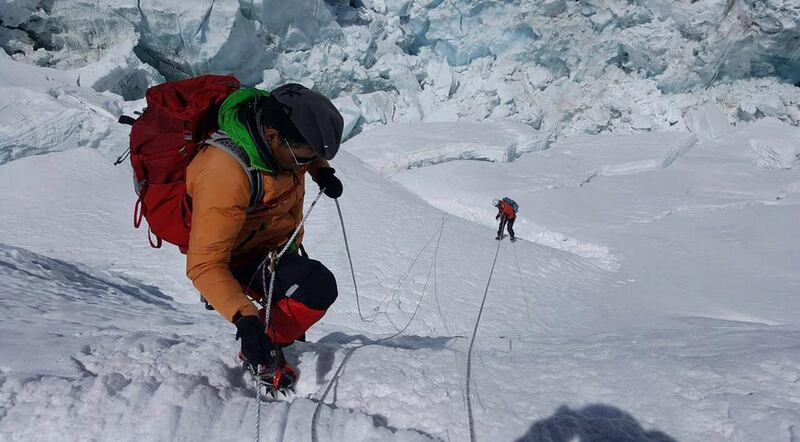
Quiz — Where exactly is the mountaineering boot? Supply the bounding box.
[258,346,297,395]
[496,234,502,240]
[240,346,298,396]
[236,315,298,396]
[510,236,517,242]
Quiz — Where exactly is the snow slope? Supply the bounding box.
[2,33,800,442]
[0,144,612,441]
[346,116,800,330]
[4,122,800,441]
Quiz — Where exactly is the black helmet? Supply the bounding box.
[268,83,344,161]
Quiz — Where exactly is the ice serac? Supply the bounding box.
[0,51,125,165]
[255,0,341,51]
[332,94,362,141]
[747,118,800,170]
[425,58,456,101]
[343,120,549,175]
[684,101,731,140]
[131,0,272,85]
[2,0,800,135]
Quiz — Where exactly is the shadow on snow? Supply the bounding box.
[515,404,677,442]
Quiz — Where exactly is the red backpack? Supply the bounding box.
[118,75,262,253]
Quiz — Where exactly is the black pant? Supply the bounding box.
[498,216,515,238]
[232,251,338,345]
[232,251,338,311]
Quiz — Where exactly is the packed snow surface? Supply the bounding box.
[2,52,800,442]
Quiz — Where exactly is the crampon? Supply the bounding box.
[240,351,298,398]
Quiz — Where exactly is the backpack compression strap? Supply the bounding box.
[205,132,265,211]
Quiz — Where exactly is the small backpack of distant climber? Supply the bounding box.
[502,197,519,214]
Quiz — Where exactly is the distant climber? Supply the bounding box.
[494,197,518,242]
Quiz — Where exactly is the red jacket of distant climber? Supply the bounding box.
[497,200,516,219]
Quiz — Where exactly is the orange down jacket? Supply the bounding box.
[185,145,329,322]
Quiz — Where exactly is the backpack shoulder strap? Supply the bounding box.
[205,132,264,211]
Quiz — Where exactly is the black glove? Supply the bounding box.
[235,315,273,366]
[316,167,343,199]
[495,214,501,220]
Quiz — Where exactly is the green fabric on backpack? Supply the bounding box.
[218,88,274,173]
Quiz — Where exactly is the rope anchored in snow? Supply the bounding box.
[368,221,448,325]
[466,236,503,442]
[254,377,262,442]
[310,216,448,442]
[339,202,448,325]
[335,198,365,321]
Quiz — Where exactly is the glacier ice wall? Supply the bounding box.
[1,0,798,137]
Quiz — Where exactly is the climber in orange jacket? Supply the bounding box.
[186,84,344,391]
